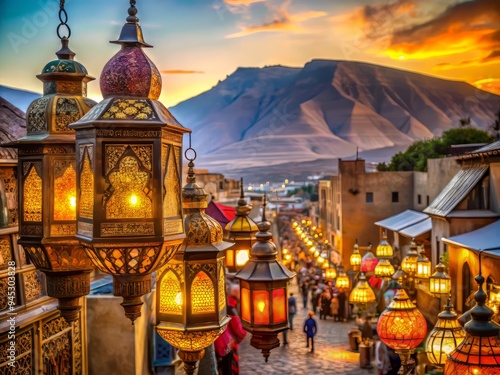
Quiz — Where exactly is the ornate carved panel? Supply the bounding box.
[101,222,154,237]
[42,316,72,375]
[190,271,215,314]
[50,224,76,237]
[163,219,183,236]
[187,262,216,279]
[101,99,156,120]
[159,269,183,315]
[79,146,94,219]
[96,129,161,138]
[0,235,12,269]
[163,145,182,222]
[23,164,43,222]
[0,330,32,373]
[53,161,77,221]
[77,221,93,237]
[105,144,153,173]
[0,167,18,225]
[24,246,50,269]
[21,224,43,236]
[27,97,49,133]
[54,97,80,132]
[0,277,10,311]
[218,260,226,312]
[23,270,44,302]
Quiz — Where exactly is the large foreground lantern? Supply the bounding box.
[425,297,465,367]
[5,2,96,323]
[156,155,231,375]
[235,196,295,362]
[69,1,189,322]
[377,288,427,374]
[444,273,500,375]
[224,178,258,273]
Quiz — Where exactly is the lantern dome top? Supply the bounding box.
[225,178,259,234]
[41,38,90,76]
[99,1,161,99]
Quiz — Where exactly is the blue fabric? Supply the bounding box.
[303,317,317,338]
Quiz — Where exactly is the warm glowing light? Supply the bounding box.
[248,186,253,191]
[399,55,405,60]
[236,250,250,266]
[130,194,138,206]
[70,196,76,208]
[258,301,266,312]
[175,292,183,306]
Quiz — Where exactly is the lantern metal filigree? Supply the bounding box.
[235,196,295,362]
[350,240,362,271]
[335,265,350,290]
[224,178,258,273]
[156,154,231,375]
[374,259,395,280]
[426,296,465,366]
[444,272,500,375]
[376,231,393,258]
[5,3,96,323]
[69,1,189,322]
[349,272,376,305]
[401,239,419,275]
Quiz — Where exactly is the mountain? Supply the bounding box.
[0,85,40,113]
[170,60,500,179]
[0,97,27,159]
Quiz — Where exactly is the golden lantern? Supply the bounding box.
[5,6,96,323]
[401,239,419,275]
[235,196,295,362]
[325,264,337,281]
[429,259,451,296]
[416,246,432,279]
[426,297,466,366]
[374,258,395,280]
[224,178,258,273]
[376,231,393,258]
[349,273,376,305]
[69,3,189,322]
[376,288,427,374]
[350,240,362,271]
[156,156,232,375]
[444,273,500,374]
[336,265,350,290]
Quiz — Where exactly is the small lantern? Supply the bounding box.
[224,178,258,273]
[429,258,451,296]
[349,273,376,305]
[325,264,337,281]
[360,246,378,273]
[350,241,362,271]
[416,246,432,279]
[235,196,295,362]
[376,231,393,258]
[69,3,189,322]
[401,239,419,275]
[426,297,466,366]
[156,156,232,375]
[336,265,350,290]
[5,11,97,323]
[377,288,427,374]
[374,259,395,280]
[445,273,500,374]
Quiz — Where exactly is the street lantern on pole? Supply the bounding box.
[235,195,295,362]
[156,153,232,375]
[69,0,189,322]
[5,0,97,323]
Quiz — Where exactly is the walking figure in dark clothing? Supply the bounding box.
[303,311,317,352]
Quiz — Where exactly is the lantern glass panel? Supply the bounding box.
[226,249,235,268]
[53,162,77,221]
[218,266,226,312]
[79,149,94,219]
[163,145,182,218]
[24,165,42,222]
[106,154,152,219]
[417,261,431,278]
[191,271,215,314]
[241,287,251,322]
[402,258,417,274]
[272,288,286,323]
[377,309,426,350]
[253,290,270,324]
[430,278,450,295]
[236,249,250,267]
[160,270,183,315]
[350,253,361,267]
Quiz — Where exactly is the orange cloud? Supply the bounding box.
[161,70,204,74]
[473,78,500,96]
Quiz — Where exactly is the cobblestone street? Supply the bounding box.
[238,279,378,375]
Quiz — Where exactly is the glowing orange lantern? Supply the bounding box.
[350,241,362,271]
[376,231,393,258]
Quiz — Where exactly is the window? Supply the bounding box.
[392,192,399,203]
[426,195,430,205]
[417,194,421,204]
[366,192,373,203]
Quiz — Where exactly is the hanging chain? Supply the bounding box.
[57,0,71,40]
[184,134,197,161]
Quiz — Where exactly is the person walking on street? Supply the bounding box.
[300,279,309,309]
[303,311,317,352]
[330,294,340,322]
[288,293,297,330]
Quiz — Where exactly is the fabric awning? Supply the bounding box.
[375,209,429,232]
[442,220,500,254]
[399,217,432,238]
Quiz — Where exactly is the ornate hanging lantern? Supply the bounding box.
[350,240,362,271]
[69,1,189,322]
[429,258,451,296]
[444,271,500,374]
[401,238,419,275]
[376,288,427,374]
[235,196,295,362]
[425,297,466,367]
[349,273,376,305]
[224,178,258,273]
[374,258,395,280]
[156,153,231,375]
[376,231,393,258]
[336,265,350,290]
[5,1,96,323]
[416,246,432,279]
[325,264,337,281]
[360,245,378,273]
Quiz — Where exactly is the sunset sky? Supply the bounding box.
[1,0,499,107]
